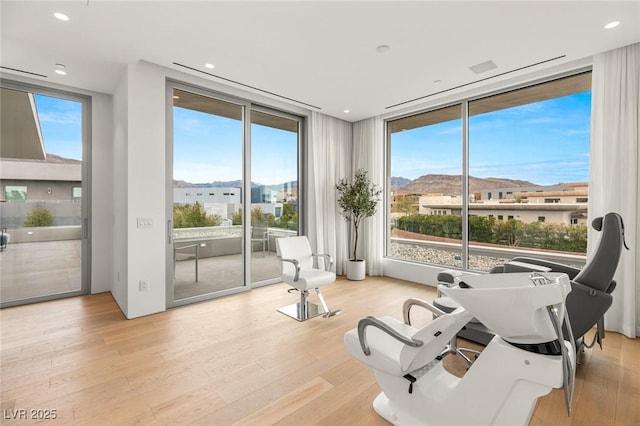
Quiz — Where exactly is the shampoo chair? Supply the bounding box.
[345,272,576,425]
[435,212,628,351]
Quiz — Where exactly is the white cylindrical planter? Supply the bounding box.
[346,259,366,280]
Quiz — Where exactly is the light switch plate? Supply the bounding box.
[137,217,153,228]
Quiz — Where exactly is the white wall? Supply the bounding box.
[90,92,114,294]
[111,69,129,315]
[111,62,168,319]
[383,258,441,286]
[124,62,167,318]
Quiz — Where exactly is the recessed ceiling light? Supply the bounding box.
[54,12,69,21]
[376,45,391,54]
[55,64,67,75]
[343,109,350,113]
[205,63,215,69]
[604,21,620,29]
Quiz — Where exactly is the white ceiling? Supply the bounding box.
[1,1,639,122]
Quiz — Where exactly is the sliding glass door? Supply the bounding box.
[168,84,302,306]
[0,82,90,307]
[170,88,246,304]
[250,110,299,286]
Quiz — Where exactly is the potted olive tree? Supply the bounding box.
[336,168,382,280]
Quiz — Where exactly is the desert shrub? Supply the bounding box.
[173,202,222,228]
[24,207,53,227]
[397,213,587,253]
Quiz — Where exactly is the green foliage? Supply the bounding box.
[397,213,587,253]
[280,203,295,223]
[277,203,298,230]
[232,209,243,225]
[336,168,382,259]
[251,206,266,224]
[469,215,496,242]
[395,214,461,239]
[24,207,53,227]
[173,202,222,228]
[232,205,298,231]
[266,214,276,226]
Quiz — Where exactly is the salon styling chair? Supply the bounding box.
[276,236,341,321]
[345,272,576,425]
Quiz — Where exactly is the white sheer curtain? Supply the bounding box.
[590,42,639,338]
[308,111,352,275]
[353,116,385,276]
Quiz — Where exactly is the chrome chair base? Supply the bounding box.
[278,301,326,321]
[440,339,482,366]
[278,288,341,321]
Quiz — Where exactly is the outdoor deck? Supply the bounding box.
[0,240,81,303]
[0,240,282,304]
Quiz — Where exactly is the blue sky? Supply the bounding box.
[391,92,592,185]
[34,94,83,160]
[35,91,591,186]
[34,95,298,185]
[173,107,298,184]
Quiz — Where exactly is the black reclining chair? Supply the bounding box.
[436,212,628,352]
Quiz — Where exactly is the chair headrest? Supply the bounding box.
[574,212,628,291]
[591,216,603,231]
[592,212,629,250]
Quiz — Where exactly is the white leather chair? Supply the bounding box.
[276,236,341,321]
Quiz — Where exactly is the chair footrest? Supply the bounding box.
[278,302,326,321]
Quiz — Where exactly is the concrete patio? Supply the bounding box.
[0,239,282,304]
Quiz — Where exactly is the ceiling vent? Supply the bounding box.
[469,60,498,74]
[0,66,47,78]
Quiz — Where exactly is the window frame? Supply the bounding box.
[384,69,592,272]
[0,78,92,307]
[4,185,27,202]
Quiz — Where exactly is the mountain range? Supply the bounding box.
[173,180,297,190]
[392,174,537,195]
[174,174,536,196]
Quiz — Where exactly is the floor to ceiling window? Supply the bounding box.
[387,105,463,268]
[387,71,592,271]
[0,82,90,307]
[170,88,245,304]
[250,109,299,286]
[168,84,301,307]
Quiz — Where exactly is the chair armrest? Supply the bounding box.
[357,316,423,356]
[503,260,552,273]
[280,258,300,281]
[510,257,581,279]
[402,298,447,325]
[312,253,334,271]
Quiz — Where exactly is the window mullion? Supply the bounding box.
[462,102,470,270]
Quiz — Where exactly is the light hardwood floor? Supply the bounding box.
[1,276,638,425]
